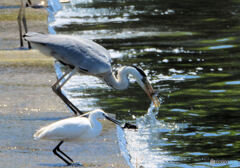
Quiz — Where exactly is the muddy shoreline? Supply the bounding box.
[0,0,48,49]
[0,65,128,168]
[0,1,128,167]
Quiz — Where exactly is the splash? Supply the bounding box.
[117,98,183,168]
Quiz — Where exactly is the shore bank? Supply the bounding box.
[0,0,48,49]
[0,51,128,168]
[0,1,129,167]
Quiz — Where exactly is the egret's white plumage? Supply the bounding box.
[33,109,108,165]
[34,109,105,142]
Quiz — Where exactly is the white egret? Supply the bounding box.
[34,109,119,165]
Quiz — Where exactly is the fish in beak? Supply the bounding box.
[142,78,160,108]
[132,66,160,108]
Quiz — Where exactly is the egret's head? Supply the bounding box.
[90,109,127,128]
[91,109,107,120]
[92,110,122,127]
[132,66,160,108]
[98,109,137,129]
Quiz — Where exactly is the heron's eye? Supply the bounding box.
[132,66,147,77]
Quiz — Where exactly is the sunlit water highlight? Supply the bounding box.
[123,104,177,168]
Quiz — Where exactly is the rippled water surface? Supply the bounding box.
[51,0,240,167]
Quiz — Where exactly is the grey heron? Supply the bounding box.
[23,32,160,115]
[18,1,139,130]
[34,109,116,166]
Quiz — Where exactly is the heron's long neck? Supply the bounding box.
[103,66,139,90]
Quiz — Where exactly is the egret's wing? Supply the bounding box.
[34,117,90,140]
[24,32,111,75]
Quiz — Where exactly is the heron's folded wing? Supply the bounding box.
[24,32,111,75]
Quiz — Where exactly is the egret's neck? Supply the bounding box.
[89,114,102,135]
[103,66,141,90]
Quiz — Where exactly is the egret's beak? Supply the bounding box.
[104,114,137,129]
[104,115,121,125]
[143,79,160,108]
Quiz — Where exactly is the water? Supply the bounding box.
[51,0,240,167]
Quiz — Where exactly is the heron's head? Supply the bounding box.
[132,66,160,108]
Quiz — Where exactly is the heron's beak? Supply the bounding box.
[143,79,160,108]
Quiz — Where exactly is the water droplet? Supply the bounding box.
[162,59,169,63]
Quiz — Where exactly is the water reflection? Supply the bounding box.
[52,0,240,167]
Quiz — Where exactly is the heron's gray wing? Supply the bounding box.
[24,32,112,75]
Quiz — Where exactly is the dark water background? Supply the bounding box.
[51,0,240,167]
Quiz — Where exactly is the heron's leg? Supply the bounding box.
[56,68,83,115]
[57,68,78,90]
[17,0,24,48]
[27,0,32,6]
[53,141,73,165]
[22,0,31,49]
[52,68,83,115]
[52,69,70,89]
[52,70,82,115]
[52,83,83,116]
